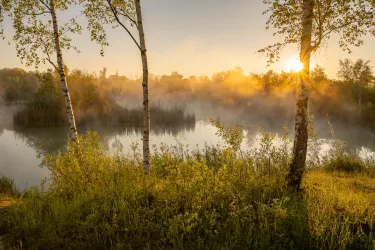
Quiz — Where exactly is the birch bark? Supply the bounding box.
[359,86,362,110]
[50,0,78,141]
[288,0,314,190]
[135,0,150,173]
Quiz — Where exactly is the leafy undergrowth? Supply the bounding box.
[303,170,375,249]
[0,176,20,202]
[4,128,375,249]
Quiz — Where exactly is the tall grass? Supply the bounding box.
[5,124,375,249]
[0,176,20,200]
[103,104,195,128]
[303,171,375,249]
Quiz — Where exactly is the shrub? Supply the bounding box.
[13,71,65,127]
[6,132,312,249]
[5,131,375,249]
[324,154,366,173]
[0,176,20,199]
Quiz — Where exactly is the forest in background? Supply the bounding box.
[1,58,374,132]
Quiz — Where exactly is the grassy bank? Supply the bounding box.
[3,128,375,249]
[0,176,20,202]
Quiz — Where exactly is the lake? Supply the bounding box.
[1,103,375,190]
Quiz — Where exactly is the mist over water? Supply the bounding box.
[1,66,375,189]
[1,98,375,190]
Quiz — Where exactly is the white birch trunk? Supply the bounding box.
[359,86,362,110]
[135,0,150,174]
[288,0,314,190]
[50,0,78,142]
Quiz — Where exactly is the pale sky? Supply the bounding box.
[1,0,375,79]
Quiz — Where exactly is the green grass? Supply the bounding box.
[4,131,375,249]
[0,175,20,201]
[303,170,375,249]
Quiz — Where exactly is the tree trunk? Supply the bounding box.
[288,0,314,190]
[50,0,78,141]
[135,0,150,174]
[359,86,362,110]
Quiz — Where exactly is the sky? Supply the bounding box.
[1,0,375,79]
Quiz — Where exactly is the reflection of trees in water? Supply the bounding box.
[13,122,196,157]
[242,117,375,153]
[10,116,375,158]
[13,127,69,158]
[331,125,375,152]
[196,99,375,152]
[82,122,196,146]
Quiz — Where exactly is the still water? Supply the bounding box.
[0,121,228,190]
[1,118,375,190]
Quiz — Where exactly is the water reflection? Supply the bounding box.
[2,118,375,191]
[11,121,196,159]
[0,130,50,190]
[13,127,69,157]
[1,121,197,190]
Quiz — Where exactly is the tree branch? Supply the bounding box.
[22,11,51,16]
[117,9,138,28]
[46,56,58,72]
[106,0,141,51]
[310,21,353,52]
[41,38,58,71]
[38,0,51,12]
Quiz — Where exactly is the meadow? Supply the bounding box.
[1,121,375,249]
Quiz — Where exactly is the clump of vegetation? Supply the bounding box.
[5,131,298,249]
[0,176,20,200]
[320,121,372,175]
[303,171,375,249]
[323,154,366,174]
[13,70,65,127]
[5,128,375,249]
[104,104,195,128]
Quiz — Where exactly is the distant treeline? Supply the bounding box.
[0,59,374,129]
[0,68,195,129]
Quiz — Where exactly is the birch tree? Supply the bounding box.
[259,0,375,190]
[0,2,3,37]
[9,0,81,141]
[81,0,151,173]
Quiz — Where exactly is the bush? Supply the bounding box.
[324,154,366,173]
[5,131,375,249]
[13,71,65,127]
[0,176,20,199]
[6,132,312,249]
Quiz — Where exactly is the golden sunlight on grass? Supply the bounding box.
[285,59,304,72]
[303,170,375,247]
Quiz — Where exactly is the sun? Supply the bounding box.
[285,59,304,72]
